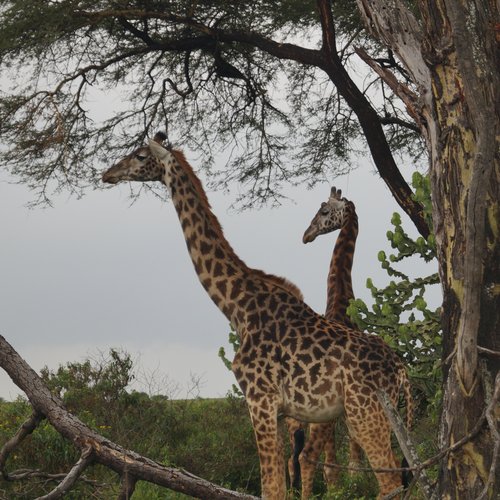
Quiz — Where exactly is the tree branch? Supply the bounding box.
[117,470,137,500]
[0,411,44,480]
[68,7,430,237]
[477,372,500,500]
[355,46,425,134]
[379,115,420,134]
[376,390,434,499]
[37,447,94,500]
[314,0,430,238]
[355,0,431,91]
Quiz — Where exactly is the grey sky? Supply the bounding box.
[0,155,440,400]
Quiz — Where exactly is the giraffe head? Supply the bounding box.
[102,132,169,184]
[302,187,352,243]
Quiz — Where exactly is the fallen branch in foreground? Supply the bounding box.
[0,334,258,500]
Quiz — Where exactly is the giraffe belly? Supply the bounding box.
[280,389,345,423]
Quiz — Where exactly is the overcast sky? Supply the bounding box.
[0,151,440,400]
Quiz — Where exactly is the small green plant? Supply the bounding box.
[218,325,243,397]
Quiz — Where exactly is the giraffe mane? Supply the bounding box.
[170,149,304,301]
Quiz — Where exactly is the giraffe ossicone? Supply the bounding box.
[103,135,413,500]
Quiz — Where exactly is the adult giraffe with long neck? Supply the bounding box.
[103,133,413,499]
[290,187,365,497]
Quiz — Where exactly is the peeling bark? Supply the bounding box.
[356,0,500,498]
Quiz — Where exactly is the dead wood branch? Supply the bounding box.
[36,447,93,500]
[0,411,44,480]
[376,390,434,499]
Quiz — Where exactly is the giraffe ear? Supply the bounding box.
[148,139,169,160]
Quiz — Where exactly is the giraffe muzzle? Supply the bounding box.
[302,228,317,244]
[102,165,122,184]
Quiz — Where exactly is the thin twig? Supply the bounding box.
[35,446,93,500]
[377,390,433,499]
[382,485,404,500]
[476,372,500,500]
[477,345,500,358]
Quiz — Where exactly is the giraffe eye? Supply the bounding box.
[321,208,330,215]
[136,154,147,161]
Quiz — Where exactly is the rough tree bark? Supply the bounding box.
[356,0,500,498]
[0,334,258,500]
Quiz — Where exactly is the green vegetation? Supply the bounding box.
[348,173,442,418]
[0,350,260,499]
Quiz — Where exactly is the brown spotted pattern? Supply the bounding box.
[289,186,364,498]
[103,136,413,499]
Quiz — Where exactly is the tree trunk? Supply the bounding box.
[421,3,500,497]
[356,0,500,498]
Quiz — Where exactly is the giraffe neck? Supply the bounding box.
[324,204,358,328]
[163,149,301,330]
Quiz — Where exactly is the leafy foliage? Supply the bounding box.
[0,0,423,207]
[218,326,243,396]
[348,172,442,416]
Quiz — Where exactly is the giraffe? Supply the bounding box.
[289,186,365,498]
[102,133,413,499]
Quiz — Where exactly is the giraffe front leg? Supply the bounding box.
[247,398,287,500]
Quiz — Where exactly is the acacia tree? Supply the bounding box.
[0,0,429,233]
[0,1,499,498]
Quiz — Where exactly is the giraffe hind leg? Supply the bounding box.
[344,394,401,499]
[285,417,305,491]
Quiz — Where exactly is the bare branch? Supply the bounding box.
[376,390,434,499]
[117,470,137,500]
[0,411,44,480]
[355,0,431,91]
[379,115,420,134]
[36,447,94,500]
[477,346,500,358]
[476,372,500,500]
[355,46,424,134]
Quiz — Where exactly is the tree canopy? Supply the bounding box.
[0,0,427,232]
